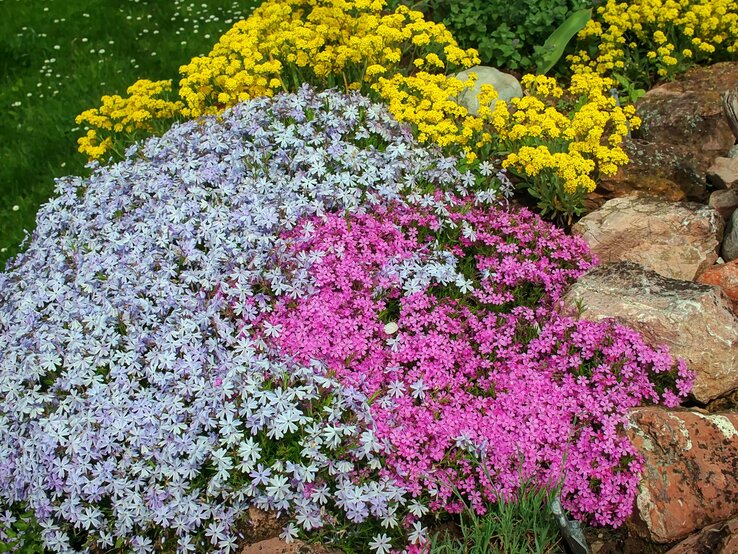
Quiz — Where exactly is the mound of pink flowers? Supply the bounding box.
[249,197,693,527]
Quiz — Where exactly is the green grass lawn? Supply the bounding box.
[0,0,260,269]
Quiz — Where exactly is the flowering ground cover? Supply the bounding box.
[2,0,726,551]
[0,0,259,267]
[0,86,692,553]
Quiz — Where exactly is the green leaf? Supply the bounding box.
[535,8,592,75]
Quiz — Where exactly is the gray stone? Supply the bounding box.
[561,262,738,403]
[728,144,738,158]
[724,209,738,261]
[572,196,724,281]
[453,66,523,115]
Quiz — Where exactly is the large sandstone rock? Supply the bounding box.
[591,62,738,209]
[453,66,522,115]
[698,259,738,314]
[241,508,287,544]
[665,517,738,554]
[561,262,738,403]
[635,62,738,156]
[572,197,724,281]
[626,408,738,544]
[724,209,738,261]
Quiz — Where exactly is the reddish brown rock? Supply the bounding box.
[709,189,738,220]
[241,538,337,554]
[635,62,738,157]
[572,197,724,281]
[561,262,738,403]
[665,517,738,554]
[593,139,697,203]
[698,259,738,314]
[707,157,738,189]
[626,407,738,544]
[241,508,287,544]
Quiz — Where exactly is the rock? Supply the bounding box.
[665,516,738,554]
[697,258,738,314]
[242,508,287,544]
[729,144,738,158]
[605,62,738,208]
[635,62,738,156]
[724,209,738,261]
[626,407,738,544]
[709,189,738,220]
[241,538,338,554]
[572,196,724,281]
[453,66,522,115]
[561,262,738,403]
[707,156,738,189]
[594,138,706,203]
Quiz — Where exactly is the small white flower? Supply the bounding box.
[408,500,429,517]
[410,378,427,400]
[368,533,392,554]
[478,160,495,176]
[455,275,474,294]
[408,521,427,545]
[279,523,298,543]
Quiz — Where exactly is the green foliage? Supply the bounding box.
[429,482,564,553]
[517,172,589,229]
[0,509,44,554]
[410,0,592,72]
[536,9,592,75]
[611,73,647,104]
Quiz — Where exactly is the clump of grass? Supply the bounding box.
[430,481,564,554]
[0,0,260,268]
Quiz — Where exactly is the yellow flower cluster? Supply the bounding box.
[372,72,478,151]
[493,74,640,194]
[75,80,183,160]
[77,0,479,158]
[177,0,479,118]
[376,70,639,193]
[74,0,636,204]
[570,0,738,80]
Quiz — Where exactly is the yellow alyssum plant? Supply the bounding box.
[491,74,639,196]
[177,0,479,117]
[76,80,183,160]
[75,0,479,160]
[570,0,738,84]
